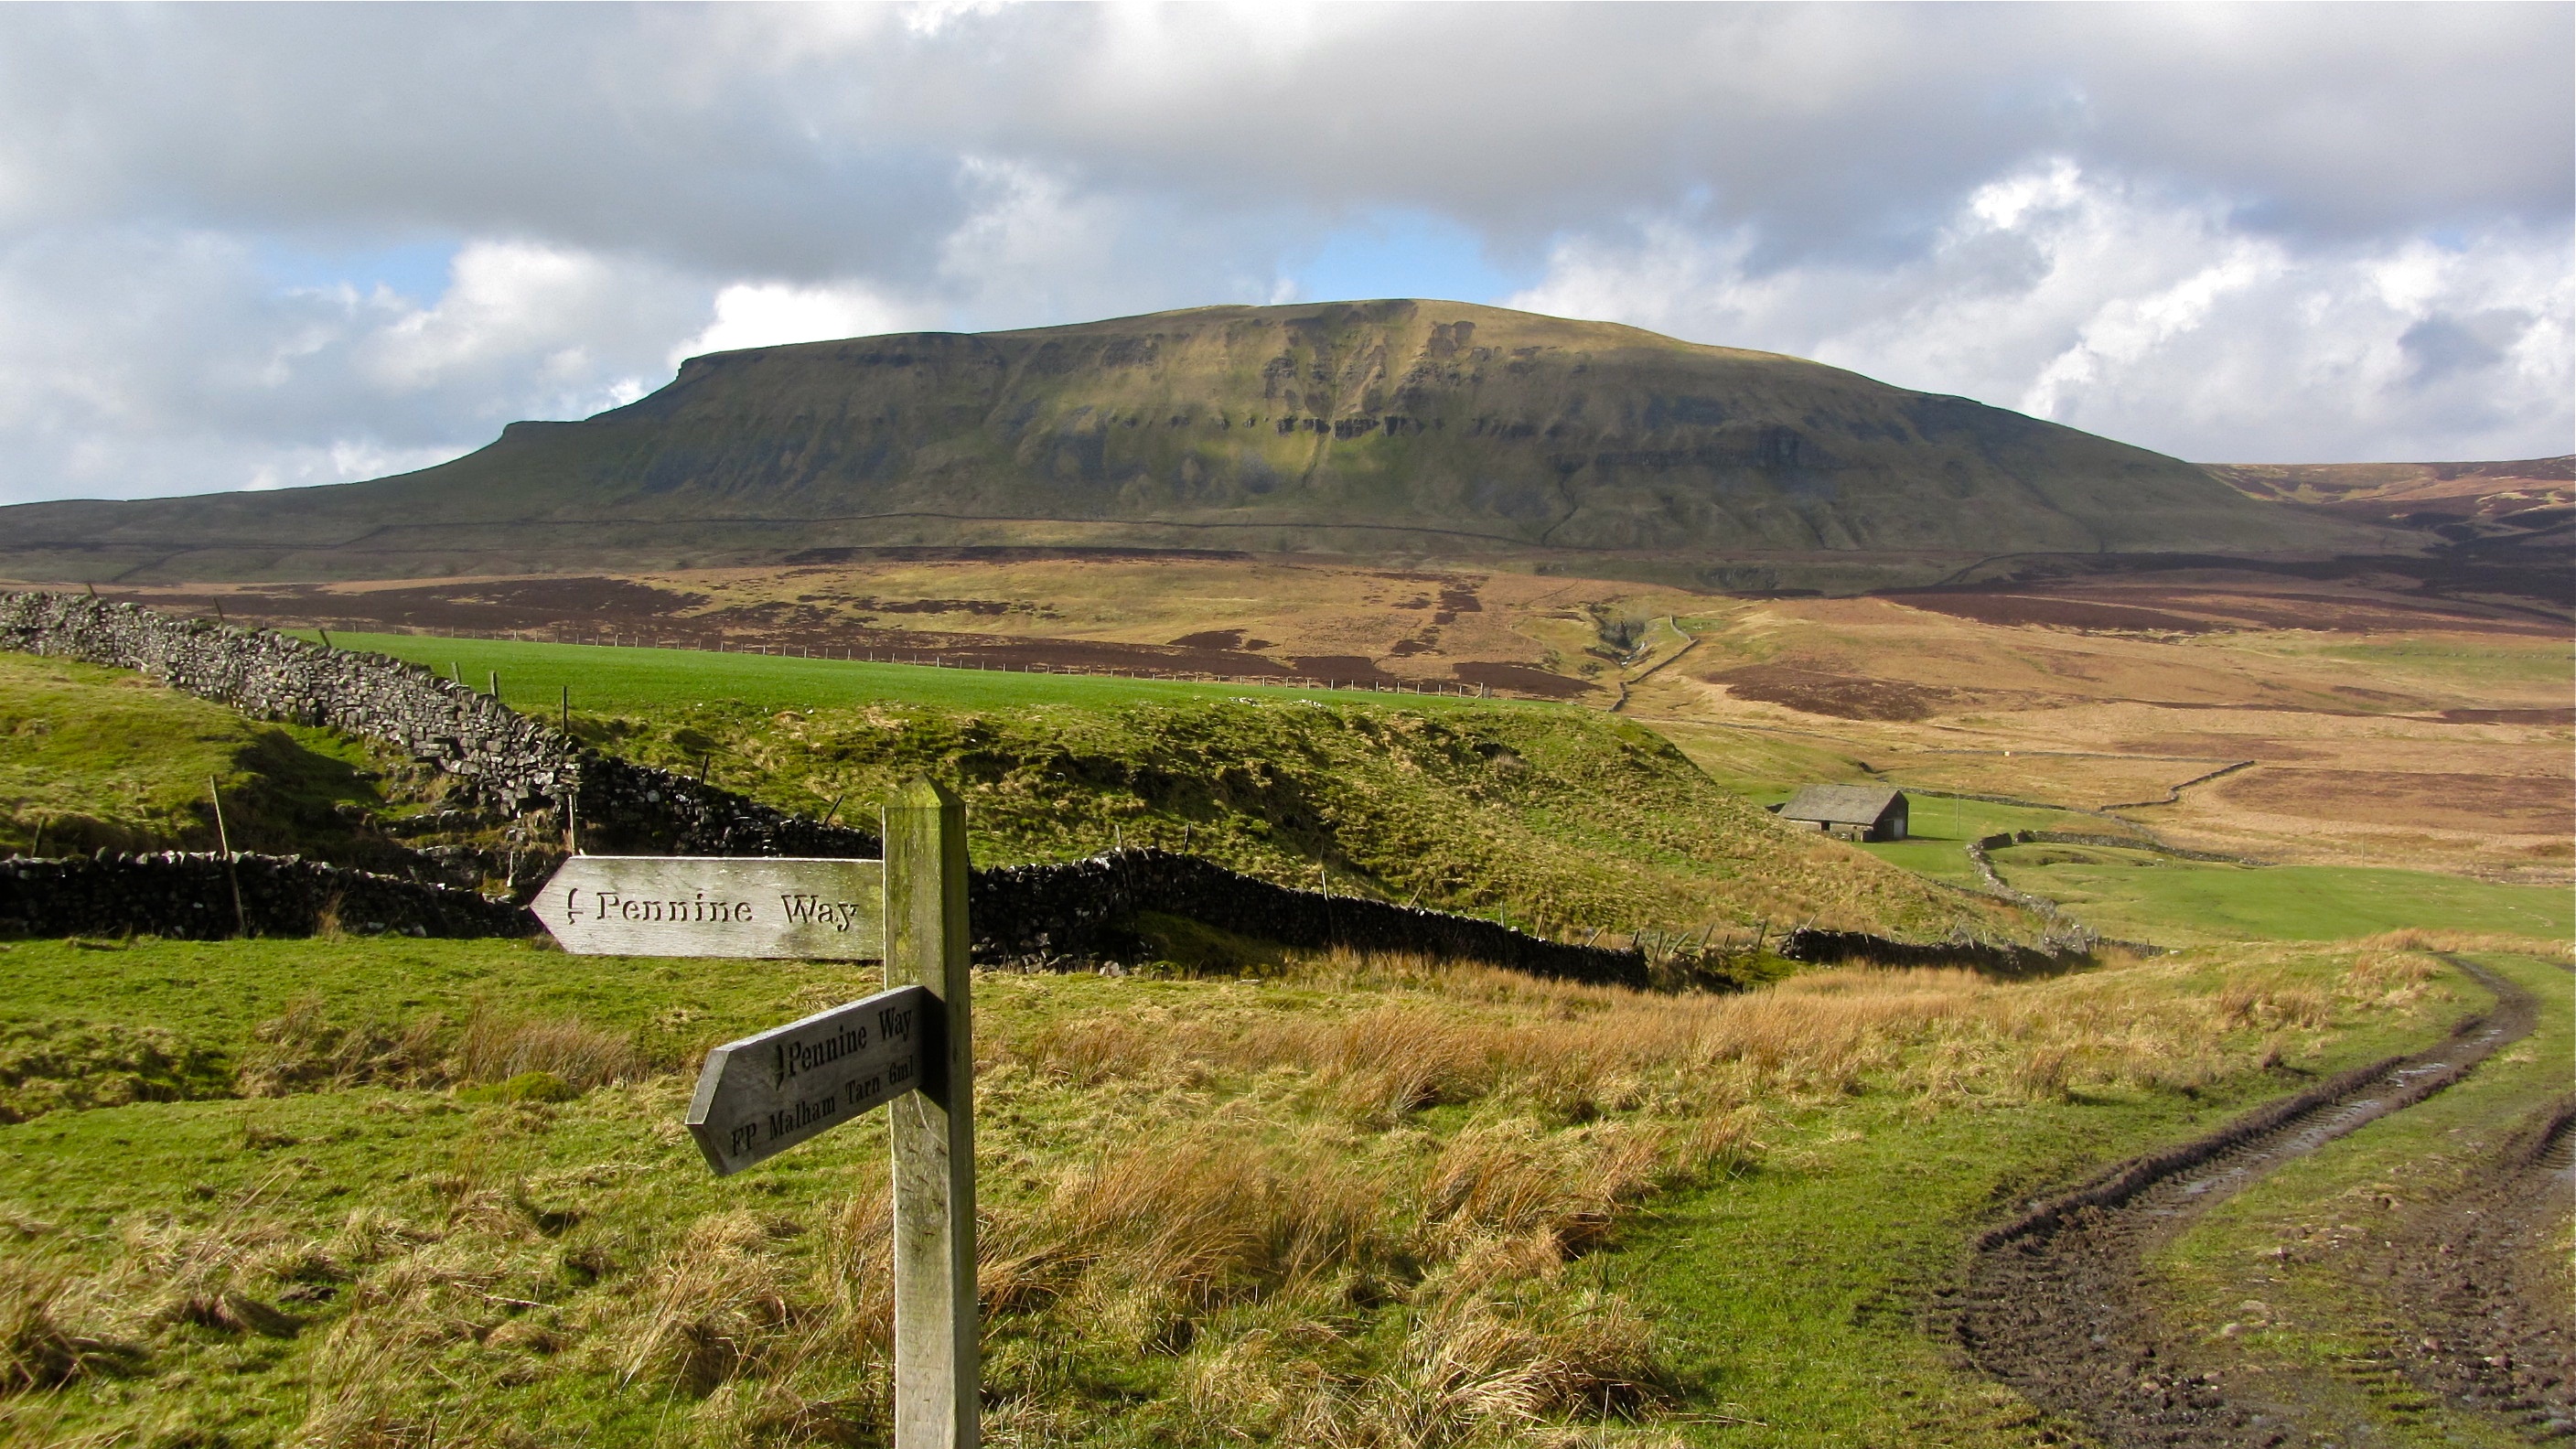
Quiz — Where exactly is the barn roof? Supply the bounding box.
[1778,785,1907,825]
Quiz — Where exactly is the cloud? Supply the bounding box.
[679,281,927,362]
[1508,162,2572,463]
[0,231,704,501]
[0,3,2564,504]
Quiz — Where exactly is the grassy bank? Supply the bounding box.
[0,653,401,863]
[2,639,2008,939]
[0,931,2476,1447]
[576,691,2005,939]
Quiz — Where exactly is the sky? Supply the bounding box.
[0,2,2567,507]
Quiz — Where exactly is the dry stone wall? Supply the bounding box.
[973,848,1652,986]
[0,852,535,940]
[0,592,875,858]
[1777,925,2076,974]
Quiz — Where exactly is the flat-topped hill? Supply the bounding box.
[0,300,2396,582]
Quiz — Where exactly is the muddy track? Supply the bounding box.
[1948,957,2548,1446]
[2368,1092,2576,1438]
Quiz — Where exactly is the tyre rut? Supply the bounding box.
[1948,956,2544,1446]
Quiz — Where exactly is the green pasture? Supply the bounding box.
[1720,783,2128,888]
[1850,795,2135,887]
[1988,843,2573,943]
[287,629,1513,718]
[2300,637,2572,692]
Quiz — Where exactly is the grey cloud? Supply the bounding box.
[4,5,2562,278]
[2400,309,2528,383]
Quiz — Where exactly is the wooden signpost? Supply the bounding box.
[531,778,978,1449]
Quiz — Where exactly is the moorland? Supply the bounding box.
[0,303,2566,1447]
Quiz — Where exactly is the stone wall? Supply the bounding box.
[0,592,875,858]
[973,848,1651,987]
[2017,830,2261,865]
[0,852,537,940]
[1776,925,2077,974]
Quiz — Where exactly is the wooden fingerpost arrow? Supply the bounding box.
[885,778,978,1449]
[525,775,978,1447]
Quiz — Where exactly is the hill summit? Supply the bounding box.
[0,300,2386,583]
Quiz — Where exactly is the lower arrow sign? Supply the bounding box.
[685,983,938,1175]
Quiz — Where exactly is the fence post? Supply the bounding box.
[207,776,248,938]
[884,778,978,1449]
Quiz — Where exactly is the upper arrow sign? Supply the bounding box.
[531,855,886,958]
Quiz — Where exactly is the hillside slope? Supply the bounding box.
[583,691,2019,944]
[0,300,2394,583]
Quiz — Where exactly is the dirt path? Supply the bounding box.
[1948,957,2551,1446]
[2368,1091,2576,1438]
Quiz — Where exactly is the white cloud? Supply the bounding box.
[0,229,707,502]
[678,280,925,362]
[1508,163,2572,463]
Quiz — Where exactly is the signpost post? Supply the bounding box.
[530,777,978,1449]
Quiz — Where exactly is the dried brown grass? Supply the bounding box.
[0,1259,136,1393]
[1005,950,2333,1118]
[237,998,645,1099]
[449,1013,646,1090]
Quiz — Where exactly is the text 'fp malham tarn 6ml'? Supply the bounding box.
[531,778,980,1449]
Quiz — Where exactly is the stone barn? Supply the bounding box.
[1774,785,1910,843]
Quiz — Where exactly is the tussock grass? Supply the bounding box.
[238,998,647,1100]
[0,1260,136,1394]
[0,1017,231,1123]
[0,934,2477,1446]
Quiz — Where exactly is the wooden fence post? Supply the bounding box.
[884,778,978,1449]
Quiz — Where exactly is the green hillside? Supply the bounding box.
[0,652,406,864]
[0,301,2390,584]
[5,633,2016,944]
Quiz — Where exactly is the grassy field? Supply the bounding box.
[1987,843,2574,944]
[2151,945,2573,1445]
[0,653,401,862]
[0,930,2486,1448]
[1618,588,2572,881]
[292,631,1501,719]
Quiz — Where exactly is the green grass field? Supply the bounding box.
[0,932,2476,1448]
[1850,796,2131,887]
[291,630,1508,718]
[1988,843,2573,944]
